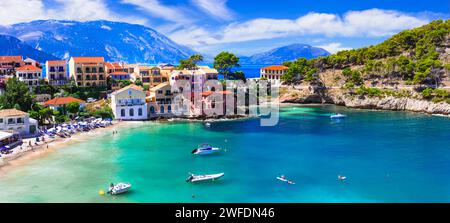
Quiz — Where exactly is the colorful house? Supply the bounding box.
[16,64,42,88]
[45,60,67,85]
[110,85,148,120]
[132,65,168,87]
[68,57,106,87]
[43,97,86,111]
[0,55,23,77]
[148,83,174,117]
[0,109,38,136]
[260,65,289,86]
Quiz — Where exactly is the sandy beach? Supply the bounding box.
[0,121,133,175]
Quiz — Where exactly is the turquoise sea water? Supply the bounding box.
[0,105,449,203]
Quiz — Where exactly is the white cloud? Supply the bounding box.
[0,0,147,25]
[317,43,352,54]
[0,0,47,25]
[169,9,429,46]
[121,0,191,24]
[192,0,234,20]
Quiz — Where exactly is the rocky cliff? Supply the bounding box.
[280,87,450,115]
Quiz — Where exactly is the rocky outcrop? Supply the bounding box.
[280,88,450,115]
[333,95,450,114]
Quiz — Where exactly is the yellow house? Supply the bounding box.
[148,83,174,116]
[68,57,106,87]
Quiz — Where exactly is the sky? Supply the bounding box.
[0,0,449,56]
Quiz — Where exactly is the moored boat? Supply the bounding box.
[107,182,132,195]
[191,144,221,155]
[330,113,347,119]
[186,173,224,183]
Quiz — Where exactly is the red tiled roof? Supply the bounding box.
[261,65,289,71]
[47,60,66,65]
[16,65,41,72]
[72,57,104,63]
[201,90,232,97]
[44,97,85,106]
[110,71,128,75]
[0,55,22,62]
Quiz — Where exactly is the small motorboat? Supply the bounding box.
[186,173,224,183]
[107,182,132,195]
[330,113,347,119]
[276,175,288,182]
[277,175,295,184]
[191,144,221,155]
[338,175,347,181]
[205,122,211,127]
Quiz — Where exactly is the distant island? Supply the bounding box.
[240,43,330,65]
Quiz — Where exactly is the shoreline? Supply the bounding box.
[1,103,448,176]
[0,116,251,175]
[0,121,130,175]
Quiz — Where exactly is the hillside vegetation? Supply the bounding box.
[282,20,450,103]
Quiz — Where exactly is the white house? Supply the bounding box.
[110,85,148,120]
[16,65,42,88]
[260,65,289,86]
[0,109,38,136]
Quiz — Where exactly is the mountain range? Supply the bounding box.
[0,34,59,62]
[0,20,329,65]
[240,44,330,65]
[0,20,195,63]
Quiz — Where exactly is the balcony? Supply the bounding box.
[116,100,146,106]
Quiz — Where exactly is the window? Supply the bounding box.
[160,105,164,114]
[0,118,3,123]
[8,118,15,124]
[150,106,155,113]
[129,108,134,116]
[165,90,171,95]
[168,105,172,113]
[138,108,143,116]
[121,109,125,117]
[85,67,91,73]
[17,118,23,123]
[157,90,163,94]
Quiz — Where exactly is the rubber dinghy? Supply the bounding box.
[191,144,221,155]
[186,173,224,183]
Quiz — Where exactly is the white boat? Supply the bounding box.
[338,175,347,181]
[108,183,132,195]
[186,173,224,183]
[205,122,211,127]
[192,144,221,155]
[276,175,288,182]
[330,113,347,119]
[276,175,296,184]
